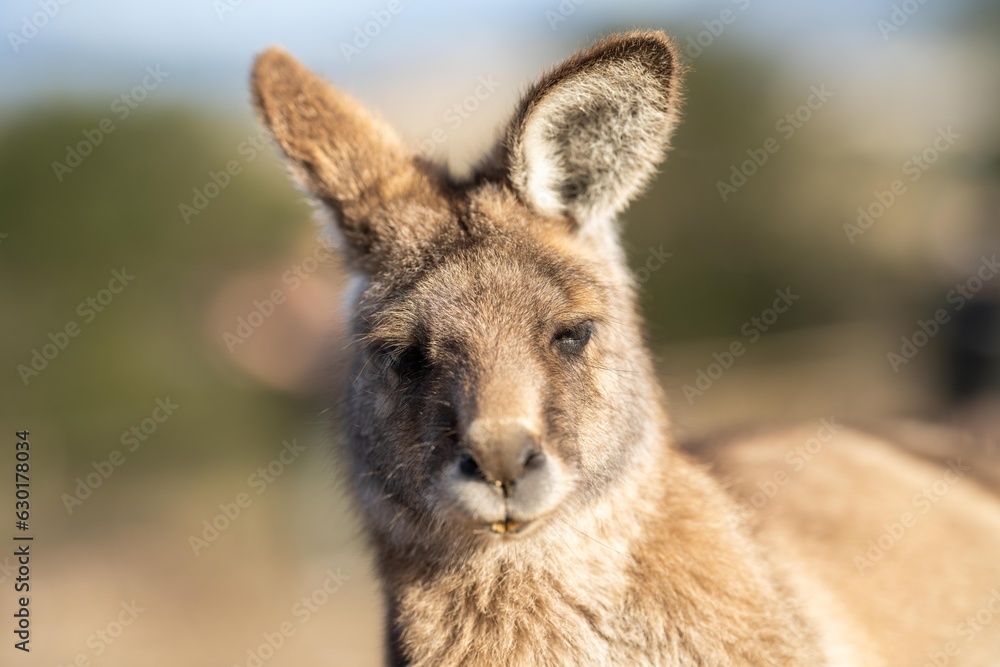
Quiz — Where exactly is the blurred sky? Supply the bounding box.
[0,0,982,107]
[4,0,998,174]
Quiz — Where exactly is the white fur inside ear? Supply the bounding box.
[521,121,567,218]
[512,61,676,229]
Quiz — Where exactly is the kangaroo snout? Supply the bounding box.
[445,416,567,536]
[458,419,546,492]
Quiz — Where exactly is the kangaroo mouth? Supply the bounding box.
[489,519,523,535]
[484,515,549,538]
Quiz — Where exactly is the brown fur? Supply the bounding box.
[251,31,1000,666]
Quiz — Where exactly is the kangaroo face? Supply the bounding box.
[353,220,638,538]
[252,31,682,545]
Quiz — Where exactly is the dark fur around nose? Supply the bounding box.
[458,422,545,491]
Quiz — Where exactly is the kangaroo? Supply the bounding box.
[251,31,1000,666]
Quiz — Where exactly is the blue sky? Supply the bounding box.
[1,0,972,112]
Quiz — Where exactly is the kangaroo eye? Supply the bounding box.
[382,344,428,380]
[553,321,594,353]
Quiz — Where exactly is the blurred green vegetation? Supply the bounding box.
[0,105,316,466]
[631,48,907,342]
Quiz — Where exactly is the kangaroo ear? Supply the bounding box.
[487,31,683,229]
[252,47,451,274]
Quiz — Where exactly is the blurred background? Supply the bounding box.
[2,0,999,664]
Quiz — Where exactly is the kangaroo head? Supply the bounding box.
[253,31,682,548]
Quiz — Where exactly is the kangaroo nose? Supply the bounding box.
[459,420,545,490]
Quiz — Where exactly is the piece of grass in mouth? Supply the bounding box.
[490,520,520,534]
